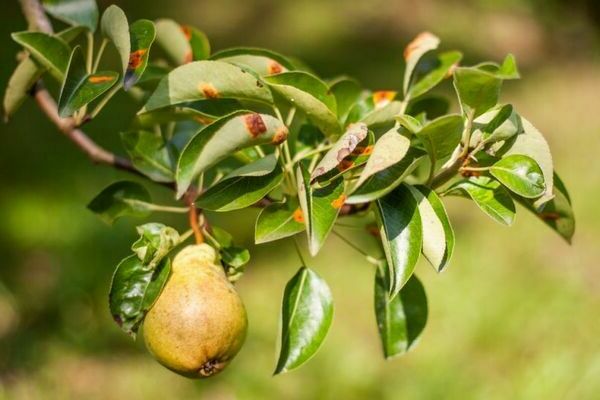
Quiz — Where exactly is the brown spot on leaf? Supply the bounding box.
[293,208,305,223]
[272,126,289,144]
[352,145,373,157]
[337,159,354,172]
[199,83,219,99]
[461,170,481,178]
[372,91,397,108]
[181,25,192,41]
[404,31,438,60]
[88,75,115,84]
[366,224,380,238]
[337,148,352,162]
[244,113,267,138]
[331,194,347,209]
[127,49,147,70]
[268,61,283,75]
[539,212,561,221]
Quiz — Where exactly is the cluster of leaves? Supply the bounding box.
[5,1,575,375]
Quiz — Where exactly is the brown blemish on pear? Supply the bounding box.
[143,244,248,378]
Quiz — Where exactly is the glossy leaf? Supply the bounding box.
[109,255,170,337]
[453,67,502,117]
[176,111,287,197]
[139,60,273,114]
[403,32,440,95]
[499,117,554,208]
[211,47,294,76]
[515,173,575,243]
[473,104,521,144]
[131,223,180,266]
[197,155,283,211]
[445,176,516,226]
[58,46,119,117]
[374,268,428,358]
[155,19,192,65]
[416,186,455,271]
[275,266,333,374]
[182,25,211,61]
[42,0,99,32]
[490,155,545,198]
[264,71,341,136]
[124,19,156,89]
[375,185,423,298]
[310,122,368,181]
[408,50,462,99]
[354,128,411,189]
[121,130,175,182]
[87,181,152,224]
[347,147,426,204]
[255,199,305,244]
[11,32,70,80]
[415,114,463,169]
[297,165,345,256]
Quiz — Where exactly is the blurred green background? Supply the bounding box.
[1,0,599,399]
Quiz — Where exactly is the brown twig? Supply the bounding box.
[184,188,204,244]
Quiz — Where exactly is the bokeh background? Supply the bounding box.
[1,0,599,399]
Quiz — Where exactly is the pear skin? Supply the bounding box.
[143,244,247,378]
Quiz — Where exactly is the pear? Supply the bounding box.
[143,244,248,378]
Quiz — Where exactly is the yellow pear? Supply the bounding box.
[143,244,247,378]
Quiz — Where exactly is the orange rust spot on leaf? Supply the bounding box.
[293,208,305,223]
[337,159,354,172]
[127,49,147,70]
[331,194,347,209]
[372,90,397,108]
[181,25,192,41]
[404,31,438,60]
[88,75,115,84]
[268,61,283,75]
[272,126,289,144]
[244,113,267,138]
[366,224,380,238]
[352,145,373,157]
[199,83,219,99]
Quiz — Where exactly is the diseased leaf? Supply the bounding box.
[445,176,516,226]
[155,19,192,65]
[58,46,119,117]
[265,71,341,136]
[211,47,294,76]
[310,122,368,181]
[182,25,211,61]
[490,155,545,198]
[375,185,423,298]
[196,155,283,212]
[124,19,156,89]
[121,130,175,182]
[176,111,287,197]
[409,50,462,99]
[139,61,274,114]
[275,266,333,374]
[297,165,345,256]
[42,0,99,32]
[375,268,427,358]
[11,32,70,80]
[347,147,426,204]
[255,198,305,244]
[87,181,152,224]
[403,32,440,95]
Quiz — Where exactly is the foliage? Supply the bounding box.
[4,0,575,377]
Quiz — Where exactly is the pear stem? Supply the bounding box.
[185,188,204,244]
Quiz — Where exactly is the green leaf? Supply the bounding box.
[211,47,295,76]
[109,255,171,337]
[374,268,427,358]
[139,60,274,114]
[329,77,362,123]
[121,131,175,182]
[42,0,99,32]
[445,176,516,226]
[182,25,211,61]
[134,98,243,128]
[207,226,250,281]
[395,114,422,134]
[87,181,152,224]
[275,266,333,374]
[101,5,130,78]
[408,50,462,99]
[360,101,404,128]
[407,96,450,120]
[176,111,287,197]
[490,155,545,198]
[354,127,411,189]
[264,71,341,136]
[297,165,345,256]
[196,155,283,211]
[478,54,520,80]
[124,19,156,90]
[515,173,575,243]
[472,104,521,144]
[453,67,502,117]
[347,147,426,204]
[406,185,447,272]
[498,116,554,208]
[310,122,368,181]
[375,185,423,298]
[403,32,440,95]
[11,32,70,80]
[415,186,455,271]
[415,114,463,170]
[255,198,305,244]
[131,223,180,266]
[58,46,119,117]
[154,19,192,65]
